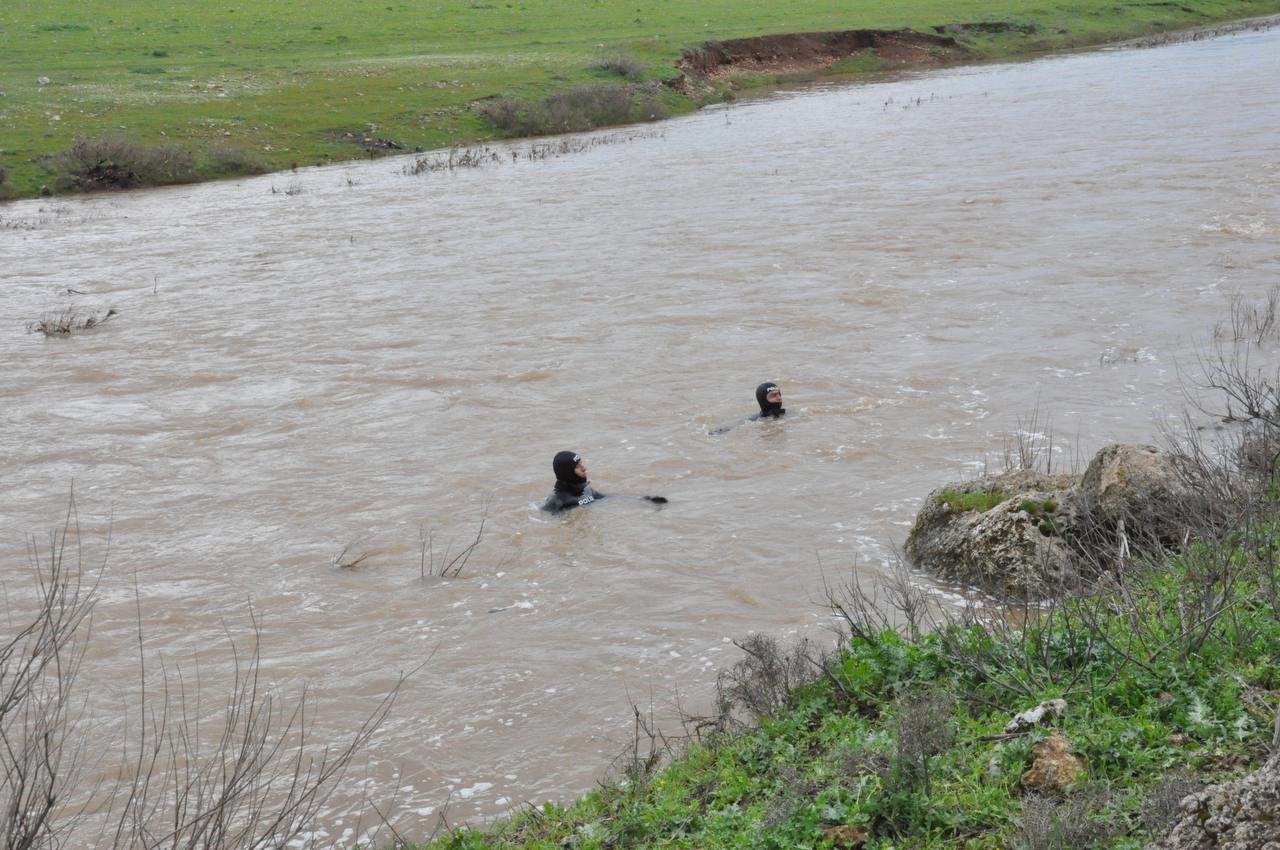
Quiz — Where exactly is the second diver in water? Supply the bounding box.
[709,381,786,435]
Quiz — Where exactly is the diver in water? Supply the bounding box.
[542,450,605,513]
[751,382,786,420]
[540,450,667,513]
[710,381,786,435]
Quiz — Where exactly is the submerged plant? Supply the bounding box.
[28,306,117,336]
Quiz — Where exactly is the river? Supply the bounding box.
[2,21,1278,846]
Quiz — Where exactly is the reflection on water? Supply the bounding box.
[2,24,1279,842]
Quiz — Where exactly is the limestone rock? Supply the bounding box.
[1005,699,1068,734]
[1020,731,1084,794]
[905,443,1202,597]
[904,468,1080,598]
[1146,753,1280,850]
[1076,443,1189,552]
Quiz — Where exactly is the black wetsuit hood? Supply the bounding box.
[552,450,586,495]
[543,450,604,512]
[755,382,785,418]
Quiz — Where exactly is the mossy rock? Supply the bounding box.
[906,468,1081,598]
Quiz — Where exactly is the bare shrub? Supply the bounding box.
[995,402,1079,476]
[1213,285,1280,347]
[1140,773,1201,837]
[205,143,271,177]
[589,52,645,80]
[760,766,820,830]
[28,306,117,336]
[892,688,955,796]
[2,504,408,850]
[2,502,98,850]
[832,742,891,788]
[333,539,369,569]
[420,505,490,578]
[406,146,502,174]
[936,589,1106,703]
[715,634,823,725]
[477,84,667,137]
[1020,788,1115,850]
[110,622,405,850]
[49,135,196,192]
[605,699,670,789]
[405,131,661,176]
[823,557,940,645]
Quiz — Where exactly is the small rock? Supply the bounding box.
[1005,698,1068,734]
[821,824,870,848]
[1020,731,1084,793]
[37,76,51,85]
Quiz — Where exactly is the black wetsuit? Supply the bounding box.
[710,382,786,435]
[541,450,606,513]
[748,381,786,420]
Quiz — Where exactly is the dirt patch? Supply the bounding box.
[933,21,1040,35]
[676,29,965,79]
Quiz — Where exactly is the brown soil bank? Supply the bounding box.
[676,29,965,79]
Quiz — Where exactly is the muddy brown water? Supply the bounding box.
[3,24,1279,846]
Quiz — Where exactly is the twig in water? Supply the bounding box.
[333,541,369,569]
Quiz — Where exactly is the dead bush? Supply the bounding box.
[892,688,955,796]
[2,502,408,850]
[1020,787,1116,850]
[1140,773,1201,837]
[48,135,196,192]
[715,634,823,725]
[589,52,645,80]
[823,557,941,645]
[204,143,271,177]
[28,306,117,336]
[477,84,667,137]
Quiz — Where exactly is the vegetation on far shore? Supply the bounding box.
[2,0,1279,199]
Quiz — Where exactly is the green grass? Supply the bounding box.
[941,490,1008,513]
[2,0,1278,197]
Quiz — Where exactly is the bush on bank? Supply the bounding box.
[42,135,273,193]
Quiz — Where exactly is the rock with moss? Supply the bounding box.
[1146,752,1280,850]
[906,444,1203,597]
[904,468,1081,598]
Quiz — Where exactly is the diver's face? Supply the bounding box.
[766,388,782,404]
[575,461,588,480]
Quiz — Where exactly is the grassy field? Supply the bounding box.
[2,0,1278,198]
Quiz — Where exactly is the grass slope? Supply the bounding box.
[2,0,1278,198]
